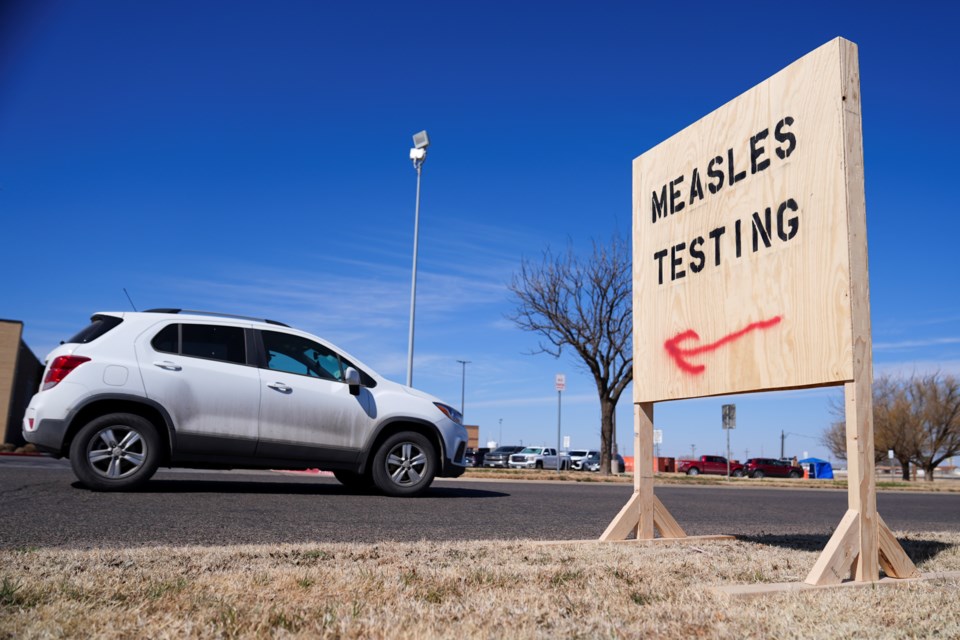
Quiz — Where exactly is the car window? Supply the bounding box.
[262,330,342,381]
[181,324,246,364]
[151,324,178,354]
[151,323,246,365]
[66,314,123,344]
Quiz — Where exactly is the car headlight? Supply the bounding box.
[433,402,463,424]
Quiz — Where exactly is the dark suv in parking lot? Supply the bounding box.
[483,445,525,468]
[744,458,803,478]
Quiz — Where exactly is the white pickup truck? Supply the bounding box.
[508,446,571,470]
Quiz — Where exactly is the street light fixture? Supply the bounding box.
[457,359,471,419]
[406,130,430,387]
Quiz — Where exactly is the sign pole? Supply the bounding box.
[555,374,565,472]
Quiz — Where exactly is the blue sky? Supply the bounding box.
[2,1,958,463]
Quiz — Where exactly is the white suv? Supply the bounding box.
[22,310,469,496]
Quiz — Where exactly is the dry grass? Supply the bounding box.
[2,532,959,639]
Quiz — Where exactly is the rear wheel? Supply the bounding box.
[686,467,700,476]
[371,431,436,497]
[788,470,800,479]
[732,469,744,478]
[69,413,160,491]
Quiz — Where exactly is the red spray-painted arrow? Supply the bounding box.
[664,316,782,375]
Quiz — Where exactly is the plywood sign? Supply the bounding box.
[633,38,864,402]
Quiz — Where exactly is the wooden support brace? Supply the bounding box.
[600,491,643,542]
[600,492,687,542]
[653,495,687,539]
[806,509,860,586]
[600,402,686,542]
[878,514,921,579]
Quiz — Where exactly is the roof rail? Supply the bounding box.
[144,308,290,327]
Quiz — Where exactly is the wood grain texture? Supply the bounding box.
[633,38,857,402]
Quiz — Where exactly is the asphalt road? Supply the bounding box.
[2,457,958,549]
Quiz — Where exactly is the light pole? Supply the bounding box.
[406,130,430,387]
[498,418,502,446]
[457,359,470,419]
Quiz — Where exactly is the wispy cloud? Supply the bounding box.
[874,360,960,377]
[873,337,960,351]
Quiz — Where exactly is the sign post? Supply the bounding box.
[555,374,565,472]
[722,404,735,479]
[600,37,919,588]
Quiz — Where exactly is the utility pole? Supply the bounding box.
[690,444,696,458]
[781,429,786,459]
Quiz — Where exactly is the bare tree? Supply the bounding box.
[508,233,632,475]
[821,373,960,481]
[907,373,960,481]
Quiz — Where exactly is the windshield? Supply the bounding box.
[519,447,542,454]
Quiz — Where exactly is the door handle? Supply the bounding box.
[154,361,182,371]
[267,382,292,393]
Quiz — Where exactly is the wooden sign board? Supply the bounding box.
[633,38,861,402]
[605,37,920,591]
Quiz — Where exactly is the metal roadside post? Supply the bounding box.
[722,404,735,479]
[555,374,565,472]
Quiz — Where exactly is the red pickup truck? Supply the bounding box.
[676,455,744,477]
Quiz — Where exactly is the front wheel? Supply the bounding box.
[371,432,436,497]
[69,413,160,491]
[753,470,765,479]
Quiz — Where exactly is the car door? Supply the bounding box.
[135,321,260,456]
[255,329,375,462]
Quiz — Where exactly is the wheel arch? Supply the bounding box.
[62,394,175,462]
[359,418,444,475]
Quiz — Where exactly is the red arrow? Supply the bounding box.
[664,316,782,375]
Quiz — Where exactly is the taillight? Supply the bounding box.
[42,355,91,390]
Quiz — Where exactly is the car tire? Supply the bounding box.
[535,461,543,469]
[732,469,744,478]
[69,413,160,491]
[371,431,436,497]
[754,470,765,478]
[788,470,800,479]
[686,467,700,476]
[334,470,373,491]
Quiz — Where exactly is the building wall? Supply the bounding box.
[465,425,479,450]
[0,320,43,446]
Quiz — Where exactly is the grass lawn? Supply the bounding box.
[2,531,958,638]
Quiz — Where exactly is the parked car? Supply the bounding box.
[483,445,525,468]
[676,455,744,477]
[21,310,469,496]
[584,453,625,473]
[569,449,598,470]
[744,457,803,478]
[508,446,570,470]
[465,447,490,467]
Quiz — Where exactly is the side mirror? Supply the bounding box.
[345,367,362,396]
